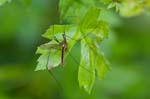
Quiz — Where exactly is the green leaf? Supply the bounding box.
[107,3,116,9]
[59,0,75,21]
[35,40,62,71]
[35,0,112,94]
[95,52,111,80]
[42,25,73,40]
[80,8,101,34]
[78,40,95,94]
[119,1,144,17]
[79,8,109,40]
[35,53,49,71]
[90,21,109,39]
[35,24,79,71]
[0,0,11,6]
[35,48,61,71]
[78,26,110,93]
[36,40,60,54]
[43,24,80,51]
[77,8,110,94]
[59,0,95,23]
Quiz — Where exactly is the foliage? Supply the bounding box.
[0,0,11,6]
[102,0,150,17]
[0,0,149,98]
[34,0,150,93]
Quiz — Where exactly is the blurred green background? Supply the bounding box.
[0,0,150,99]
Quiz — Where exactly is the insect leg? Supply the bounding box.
[46,51,63,94]
[53,36,61,44]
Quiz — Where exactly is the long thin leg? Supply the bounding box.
[46,51,63,95]
[53,36,60,44]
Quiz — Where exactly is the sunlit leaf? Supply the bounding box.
[79,8,109,41]
[95,52,111,80]
[80,8,101,34]
[91,21,109,39]
[35,52,49,71]
[101,0,150,17]
[35,40,61,71]
[35,1,112,94]
[59,0,75,21]
[78,40,95,94]
[36,40,60,54]
[107,3,116,9]
[119,1,144,17]
[35,47,61,71]
[43,24,79,52]
[35,24,79,71]
[59,0,95,23]
[42,25,73,40]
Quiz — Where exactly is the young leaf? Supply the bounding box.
[35,53,49,71]
[90,21,109,39]
[35,24,79,71]
[119,1,144,17]
[79,8,109,41]
[35,47,61,71]
[95,52,111,80]
[78,40,95,94]
[59,0,95,24]
[80,8,101,34]
[38,52,61,71]
[59,0,75,21]
[107,3,116,9]
[35,40,62,71]
[36,39,61,54]
[42,25,73,40]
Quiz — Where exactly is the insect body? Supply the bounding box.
[60,33,68,66]
[53,33,68,67]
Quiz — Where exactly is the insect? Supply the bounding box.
[53,33,68,67]
[43,26,96,75]
[38,25,73,69]
[36,24,109,95]
[38,29,71,93]
[39,25,98,71]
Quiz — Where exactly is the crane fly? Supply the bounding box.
[37,24,109,94]
[38,31,70,93]
[53,33,68,67]
[39,25,97,74]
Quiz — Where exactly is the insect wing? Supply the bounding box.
[47,49,62,70]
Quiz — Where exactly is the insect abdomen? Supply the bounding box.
[61,44,65,67]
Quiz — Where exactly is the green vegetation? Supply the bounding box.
[35,0,150,93]
[0,0,149,98]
